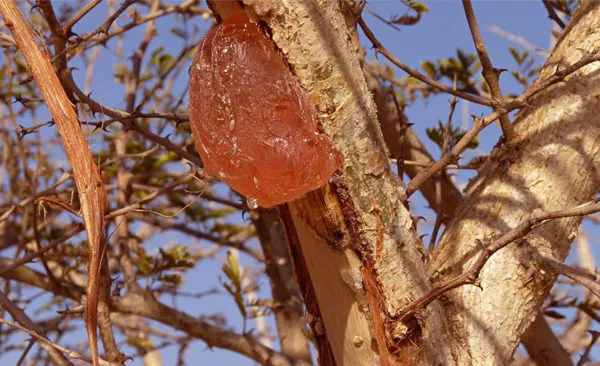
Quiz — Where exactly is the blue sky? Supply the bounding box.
[5,1,595,365]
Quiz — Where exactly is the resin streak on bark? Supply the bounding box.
[189,12,341,208]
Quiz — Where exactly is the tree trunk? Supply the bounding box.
[252,0,600,365]
[262,2,452,365]
[429,1,600,364]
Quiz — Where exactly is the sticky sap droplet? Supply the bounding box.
[247,197,258,210]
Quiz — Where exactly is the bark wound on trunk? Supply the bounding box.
[263,2,452,365]
[279,203,338,365]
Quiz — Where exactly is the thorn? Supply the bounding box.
[98,27,110,37]
[16,128,26,140]
[473,278,483,290]
[66,30,79,39]
[495,68,508,75]
[30,3,41,14]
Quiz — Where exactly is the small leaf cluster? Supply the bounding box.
[507,46,541,91]
[421,49,482,94]
[221,251,247,319]
[426,121,479,152]
[390,0,429,26]
[136,245,196,286]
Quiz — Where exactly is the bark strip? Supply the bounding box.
[0,1,107,365]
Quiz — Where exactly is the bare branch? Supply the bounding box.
[63,0,103,32]
[462,0,515,141]
[0,316,115,366]
[538,254,600,300]
[0,291,72,365]
[542,0,567,30]
[406,45,600,197]
[398,199,600,323]
[358,17,494,107]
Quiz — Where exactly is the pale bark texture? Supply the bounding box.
[430,1,600,365]
[260,1,452,365]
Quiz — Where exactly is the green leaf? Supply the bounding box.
[113,65,126,83]
[170,27,187,39]
[456,49,474,68]
[221,251,247,318]
[421,61,437,79]
[425,124,444,150]
[157,54,174,72]
[150,46,165,62]
[158,273,185,286]
[226,251,241,280]
[508,46,521,65]
[408,1,429,13]
[152,151,178,169]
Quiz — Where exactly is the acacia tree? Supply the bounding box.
[0,0,599,365]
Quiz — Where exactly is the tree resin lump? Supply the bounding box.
[189,11,342,208]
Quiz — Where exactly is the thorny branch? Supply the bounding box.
[0,1,292,364]
[397,199,600,323]
[360,15,600,197]
[0,316,116,365]
[1,0,598,365]
[462,0,515,142]
[404,45,600,197]
[0,261,301,366]
[358,18,494,107]
[0,291,72,365]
